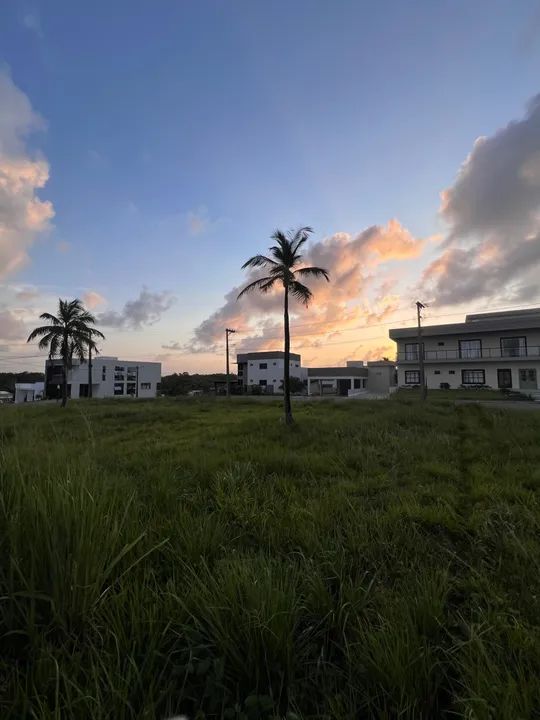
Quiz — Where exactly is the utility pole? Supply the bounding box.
[416,301,427,401]
[225,328,236,397]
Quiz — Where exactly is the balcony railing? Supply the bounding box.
[398,346,540,362]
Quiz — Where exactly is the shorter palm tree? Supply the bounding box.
[27,299,105,407]
[238,226,329,425]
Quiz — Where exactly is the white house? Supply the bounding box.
[236,352,396,396]
[15,382,45,403]
[44,356,161,399]
[389,307,540,394]
[236,352,304,394]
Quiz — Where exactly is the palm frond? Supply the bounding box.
[237,276,277,300]
[294,266,330,282]
[38,312,61,324]
[241,255,279,270]
[27,325,61,342]
[289,280,313,307]
[290,226,314,256]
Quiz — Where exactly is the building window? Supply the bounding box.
[405,343,419,360]
[102,365,106,381]
[459,339,482,359]
[259,363,267,369]
[114,383,124,395]
[259,379,267,386]
[449,370,456,375]
[462,369,485,385]
[500,336,527,358]
[140,382,151,390]
[405,370,420,384]
[354,379,361,389]
[273,362,276,365]
[295,363,299,367]
[434,370,441,375]
[115,366,125,372]
[126,383,136,396]
[437,341,445,346]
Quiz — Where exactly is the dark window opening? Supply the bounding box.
[405,343,419,360]
[259,363,267,369]
[462,369,485,385]
[500,336,527,357]
[405,370,420,384]
[459,339,482,359]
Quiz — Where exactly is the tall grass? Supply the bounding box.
[1,397,540,718]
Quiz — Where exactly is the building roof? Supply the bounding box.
[15,382,44,391]
[236,351,301,362]
[307,366,368,377]
[389,308,540,340]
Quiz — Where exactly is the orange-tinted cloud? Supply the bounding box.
[0,69,54,279]
[176,221,426,365]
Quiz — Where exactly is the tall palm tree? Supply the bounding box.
[238,227,329,425]
[27,299,105,407]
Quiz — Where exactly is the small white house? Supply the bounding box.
[15,382,45,403]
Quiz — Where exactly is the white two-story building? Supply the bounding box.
[45,356,161,399]
[389,308,540,393]
[236,352,304,393]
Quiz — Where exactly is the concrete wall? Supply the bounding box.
[366,364,395,394]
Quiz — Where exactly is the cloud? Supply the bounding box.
[423,94,540,305]
[183,220,426,356]
[0,68,54,278]
[161,341,183,351]
[56,240,70,253]
[22,9,44,38]
[0,309,26,340]
[98,288,176,329]
[83,290,106,309]
[15,286,40,302]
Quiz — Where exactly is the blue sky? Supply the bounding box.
[1,1,540,372]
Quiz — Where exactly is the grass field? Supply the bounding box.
[1,397,540,719]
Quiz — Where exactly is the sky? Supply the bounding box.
[1,0,540,374]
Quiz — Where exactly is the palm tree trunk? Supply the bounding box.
[88,346,93,398]
[283,285,293,425]
[61,357,68,408]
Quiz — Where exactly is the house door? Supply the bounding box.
[337,379,351,396]
[497,369,512,389]
[519,368,537,390]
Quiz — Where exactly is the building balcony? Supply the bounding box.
[397,346,540,363]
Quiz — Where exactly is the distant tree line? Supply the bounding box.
[0,372,45,394]
[160,372,237,395]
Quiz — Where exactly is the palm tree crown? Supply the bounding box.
[27,298,105,406]
[237,226,329,304]
[27,299,104,361]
